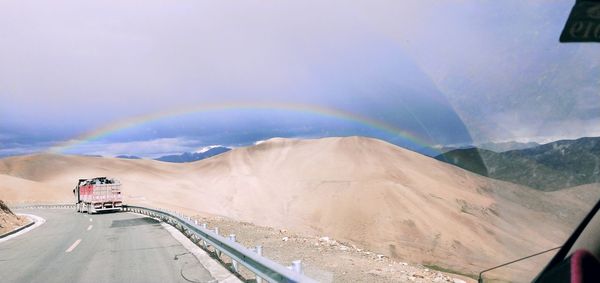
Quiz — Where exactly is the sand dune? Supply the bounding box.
[0,136,597,275]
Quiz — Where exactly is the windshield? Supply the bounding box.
[0,1,599,283]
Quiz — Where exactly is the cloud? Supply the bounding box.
[0,133,15,141]
[0,1,597,153]
[0,1,469,141]
[475,114,600,144]
[0,143,51,157]
[0,138,212,158]
[61,138,206,158]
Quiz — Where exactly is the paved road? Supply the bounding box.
[0,208,216,283]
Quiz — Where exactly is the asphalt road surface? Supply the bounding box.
[0,208,216,283]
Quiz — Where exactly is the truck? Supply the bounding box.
[73,177,123,214]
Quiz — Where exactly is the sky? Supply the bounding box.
[1,1,599,158]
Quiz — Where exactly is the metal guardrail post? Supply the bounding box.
[255,245,263,283]
[214,227,221,257]
[202,223,208,249]
[292,260,303,274]
[229,234,239,273]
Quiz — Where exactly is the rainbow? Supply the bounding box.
[47,101,438,154]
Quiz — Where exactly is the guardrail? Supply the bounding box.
[10,204,75,209]
[123,205,316,283]
[10,203,317,283]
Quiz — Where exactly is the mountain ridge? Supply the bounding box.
[155,146,231,163]
[0,136,596,276]
[435,136,600,190]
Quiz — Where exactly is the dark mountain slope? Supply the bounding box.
[436,137,600,191]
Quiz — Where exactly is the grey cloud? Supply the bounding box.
[0,1,597,155]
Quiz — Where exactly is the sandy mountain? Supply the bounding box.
[0,136,597,277]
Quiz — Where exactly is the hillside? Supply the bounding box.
[436,137,600,190]
[0,136,597,276]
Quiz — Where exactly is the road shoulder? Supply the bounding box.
[0,214,45,243]
[161,222,242,283]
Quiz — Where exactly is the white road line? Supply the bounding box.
[89,218,93,222]
[65,239,82,253]
[87,225,93,231]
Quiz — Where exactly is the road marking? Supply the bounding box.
[87,225,93,231]
[89,218,93,222]
[65,239,82,253]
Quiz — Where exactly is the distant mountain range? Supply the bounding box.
[439,141,539,153]
[115,155,141,159]
[435,137,600,191]
[154,146,231,163]
[476,141,540,152]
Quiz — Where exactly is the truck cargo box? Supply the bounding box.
[74,177,123,214]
